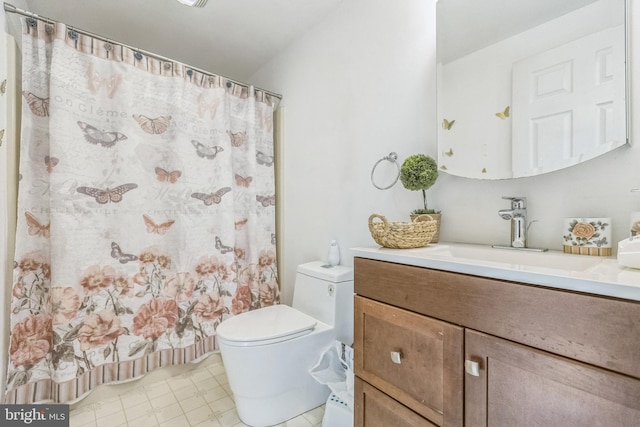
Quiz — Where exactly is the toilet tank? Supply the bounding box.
[292,261,354,345]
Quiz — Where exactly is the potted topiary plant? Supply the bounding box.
[400,154,442,243]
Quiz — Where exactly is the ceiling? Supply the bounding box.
[18,0,344,82]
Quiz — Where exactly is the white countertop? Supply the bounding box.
[351,242,640,302]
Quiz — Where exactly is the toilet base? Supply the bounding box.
[235,378,329,427]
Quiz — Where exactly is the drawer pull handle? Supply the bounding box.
[465,360,480,376]
[390,351,403,364]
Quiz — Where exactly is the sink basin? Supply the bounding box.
[407,244,604,272]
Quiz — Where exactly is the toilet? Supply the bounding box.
[216,261,354,427]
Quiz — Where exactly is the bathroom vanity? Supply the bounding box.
[351,244,640,427]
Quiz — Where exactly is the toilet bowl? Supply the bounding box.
[216,261,354,427]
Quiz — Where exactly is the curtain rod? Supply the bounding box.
[2,2,283,101]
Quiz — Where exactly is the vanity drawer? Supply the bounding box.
[355,377,438,427]
[354,296,463,426]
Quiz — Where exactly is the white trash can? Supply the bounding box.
[310,341,354,427]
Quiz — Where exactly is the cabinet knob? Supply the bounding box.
[465,360,480,376]
[390,351,403,364]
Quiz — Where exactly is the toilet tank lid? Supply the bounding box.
[216,304,317,343]
[297,261,353,283]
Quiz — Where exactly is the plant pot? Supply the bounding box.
[411,213,441,243]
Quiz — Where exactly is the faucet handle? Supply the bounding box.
[502,196,526,209]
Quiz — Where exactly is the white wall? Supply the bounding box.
[251,0,639,305]
[250,0,437,304]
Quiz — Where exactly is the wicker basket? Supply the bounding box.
[368,213,437,249]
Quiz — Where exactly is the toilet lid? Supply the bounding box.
[216,304,317,344]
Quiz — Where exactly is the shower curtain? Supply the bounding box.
[4,17,279,404]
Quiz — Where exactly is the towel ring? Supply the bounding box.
[371,152,400,190]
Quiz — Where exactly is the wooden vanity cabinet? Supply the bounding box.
[353,257,640,427]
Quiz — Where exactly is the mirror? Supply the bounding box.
[436,0,628,179]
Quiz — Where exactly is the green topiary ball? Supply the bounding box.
[400,154,438,191]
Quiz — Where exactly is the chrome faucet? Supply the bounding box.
[498,196,527,248]
[493,197,548,252]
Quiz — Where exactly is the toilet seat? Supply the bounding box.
[216,304,319,347]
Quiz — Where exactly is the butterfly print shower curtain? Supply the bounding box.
[5,18,279,404]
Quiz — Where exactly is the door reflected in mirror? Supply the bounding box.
[437,0,628,179]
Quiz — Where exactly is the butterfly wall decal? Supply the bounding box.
[495,106,510,120]
[234,174,252,187]
[256,151,274,167]
[45,155,59,173]
[0,79,7,95]
[155,167,182,183]
[22,91,49,117]
[271,233,276,245]
[256,194,276,207]
[132,114,172,134]
[25,212,50,238]
[215,236,233,254]
[227,131,247,147]
[77,121,128,148]
[442,118,455,130]
[444,148,454,157]
[191,140,224,160]
[190,187,231,206]
[87,63,122,99]
[197,94,219,120]
[234,218,248,230]
[110,242,138,264]
[0,129,5,148]
[77,183,138,204]
[142,214,175,235]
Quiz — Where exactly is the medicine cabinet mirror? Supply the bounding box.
[436,0,628,179]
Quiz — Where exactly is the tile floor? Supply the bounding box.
[69,353,325,427]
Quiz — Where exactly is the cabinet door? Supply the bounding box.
[465,330,640,427]
[354,296,464,426]
[355,377,438,427]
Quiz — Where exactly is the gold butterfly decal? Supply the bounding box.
[0,129,4,147]
[234,174,252,187]
[234,218,248,230]
[442,118,455,130]
[22,91,49,117]
[142,214,175,235]
[256,151,274,166]
[495,106,510,120]
[110,242,138,264]
[190,187,232,206]
[77,121,128,148]
[444,148,454,157]
[155,167,182,183]
[482,167,487,173]
[25,212,50,238]
[256,194,276,207]
[191,140,224,160]
[87,63,122,99]
[45,155,59,173]
[215,236,234,254]
[227,130,247,147]
[440,165,448,170]
[197,94,219,120]
[0,79,7,95]
[132,114,172,134]
[77,183,138,204]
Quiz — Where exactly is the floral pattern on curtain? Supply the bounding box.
[4,18,279,404]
